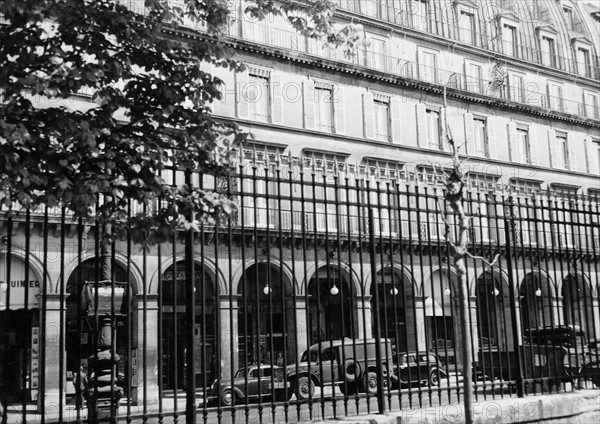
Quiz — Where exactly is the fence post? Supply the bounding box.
[367,207,385,414]
[503,195,524,398]
[185,170,197,424]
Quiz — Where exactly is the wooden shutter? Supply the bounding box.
[236,69,250,119]
[390,97,402,144]
[416,103,427,147]
[548,129,557,168]
[487,119,497,159]
[271,72,283,125]
[464,112,474,155]
[528,125,538,166]
[303,79,315,130]
[567,133,577,172]
[363,92,375,139]
[507,122,518,162]
[586,136,599,175]
[334,84,345,135]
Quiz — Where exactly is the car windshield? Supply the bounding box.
[234,369,247,378]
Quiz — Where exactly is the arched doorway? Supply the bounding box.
[65,259,136,400]
[0,254,42,403]
[562,274,595,340]
[519,272,555,332]
[308,265,353,345]
[476,271,512,350]
[160,261,217,390]
[424,268,460,371]
[237,263,295,366]
[370,266,416,353]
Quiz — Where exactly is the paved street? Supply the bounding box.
[8,377,532,423]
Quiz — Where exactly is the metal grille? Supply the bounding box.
[1,162,599,423]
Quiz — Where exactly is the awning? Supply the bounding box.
[0,257,41,310]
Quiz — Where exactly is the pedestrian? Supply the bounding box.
[209,355,217,384]
[73,366,88,410]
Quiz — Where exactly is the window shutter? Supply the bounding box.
[363,92,375,139]
[236,69,250,119]
[507,122,518,161]
[548,129,557,168]
[334,84,345,135]
[416,103,427,147]
[303,79,315,130]
[586,137,599,175]
[271,72,283,125]
[529,126,538,166]
[390,97,402,144]
[567,133,577,172]
[487,119,497,159]
[464,112,474,155]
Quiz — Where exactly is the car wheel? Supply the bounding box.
[295,376,314,401]
[339,381,358,396]
[429,369,440,387]
[220,388,235,407]
[361,371,379,395]
[342,359,361,383]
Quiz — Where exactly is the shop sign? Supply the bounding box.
[0,258,41,310]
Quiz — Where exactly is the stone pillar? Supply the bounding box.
[469,296,479,363]
[135,294,159,405]
[552,296,564,326]
[41,293,65,416]
[219,295,238,381]
[294,297,309,362]
[356,295,373,339]
[593,299,600,340]
[414,297,427,352]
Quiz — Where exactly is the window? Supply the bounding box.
[502,24,518,57]
[314,86,333,132]
[563,7,574,31]
[516,127,531,164]
[466,62,483,94]
[541,36,557,67]
[554,132,569,170]
[459,10,476,45]
[412,0,430,32]
[426,108,442,150]
[421,51,438,83]
[508,72,524,102]
[473,118,488,157]
[247,74,270,122]
[577,47,592,77]
[374,100,390,141]
[584,92,599,119]
[548,82,564,112]
[368,37,386,71]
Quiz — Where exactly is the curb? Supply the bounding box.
[310,390,600,424]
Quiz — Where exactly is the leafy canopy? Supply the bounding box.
[0,0,361,245]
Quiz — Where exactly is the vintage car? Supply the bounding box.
[286,338,394,399]
[394,352,447,387]
[206,365,290,406]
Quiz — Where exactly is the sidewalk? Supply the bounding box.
[3,388,599,423]
[311,389,600,424]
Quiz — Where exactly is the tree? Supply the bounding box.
[0,0,361,246]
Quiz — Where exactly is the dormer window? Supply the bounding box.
[541,36,557,67]
[576,47,592,77]
[563,6,575,31]
[502,23,519,57]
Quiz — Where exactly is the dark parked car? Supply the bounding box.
[206,365,290,407]
[394,352,447,387]
[286,338,394,399]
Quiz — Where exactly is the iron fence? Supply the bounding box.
[1,160,599,423]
